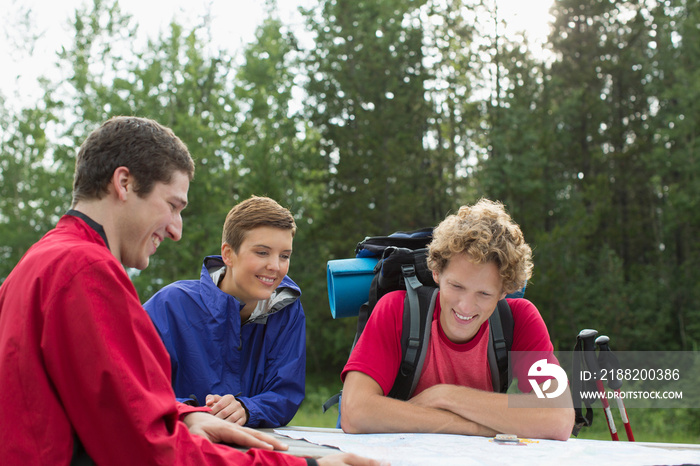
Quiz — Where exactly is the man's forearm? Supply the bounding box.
[412,384,574,441]
[341,385,496,436]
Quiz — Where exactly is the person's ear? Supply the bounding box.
[221,242,235,267]
[111,166,131,201]
[432,269,440,286]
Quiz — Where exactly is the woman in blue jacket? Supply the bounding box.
[144,196,305,428]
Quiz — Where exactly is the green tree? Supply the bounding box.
[474,2,554,231]
[302,0,435,254]
[421,0,483,215]
[521,0,680,350]
[648,0,700,350]
[0,3,73,282]
[0,97,69,282]
[300,0,439,370]
[54,0,241,298]
[233,9,323,206]
[230,4,333,371]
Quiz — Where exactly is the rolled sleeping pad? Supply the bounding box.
[327,257,379,318]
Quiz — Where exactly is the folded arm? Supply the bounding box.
[340,371,497,437]
[409,382,575,441]
[341,371,574,440]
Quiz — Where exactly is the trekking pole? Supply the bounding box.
[572,331,594,435]
[596,335,635,441]
[578,329,619,441]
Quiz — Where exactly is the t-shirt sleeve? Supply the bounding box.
[341,291,406,395]
[508,298,559,393]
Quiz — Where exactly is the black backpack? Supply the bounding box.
[323,229,516,412]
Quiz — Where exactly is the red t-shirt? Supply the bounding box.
[342,290,556,396]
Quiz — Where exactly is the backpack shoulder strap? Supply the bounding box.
[487,299,514,393]
[387,265,438,400]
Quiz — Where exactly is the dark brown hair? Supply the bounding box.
[72,116,194,205]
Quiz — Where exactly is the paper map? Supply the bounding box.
[275,429,700,465]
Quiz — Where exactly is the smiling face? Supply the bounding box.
[116,170,189,270]
[433,253,507,344]
[219,226,294,306]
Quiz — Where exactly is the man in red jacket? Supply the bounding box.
[0,116,378,466]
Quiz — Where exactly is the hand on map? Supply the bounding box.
[183,412,285,450]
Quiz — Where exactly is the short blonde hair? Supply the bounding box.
[427,199,532,294]
[222,196,297,252]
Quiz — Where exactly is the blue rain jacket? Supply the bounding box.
[143,255,306,428]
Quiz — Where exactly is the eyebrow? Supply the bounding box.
[253,244,293,253]
[448,278,497,292]
[172,197,188,209]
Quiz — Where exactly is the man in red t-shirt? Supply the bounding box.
[341,199,574,441]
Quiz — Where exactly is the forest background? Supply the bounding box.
[1,0,698,441]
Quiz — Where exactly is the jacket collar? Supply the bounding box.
[198,255,301,324]
[66,209,110,249]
